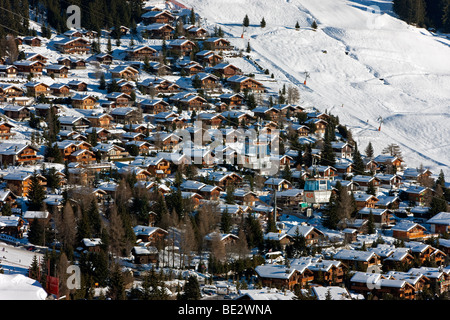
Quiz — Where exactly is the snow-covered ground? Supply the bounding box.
[177,0,450,177]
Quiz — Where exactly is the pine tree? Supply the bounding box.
[436,169,446,188]
[243,14,250,27]
[181,275,201,300]
[225,185,235,204]
[352,144,365,175]
[367,211,375,234]
[311,20,318,30]
[190,8,196,25]
[322,190,340,229]
[107,36,112,54]
[246,41,251,53]
[295,21,300,30]
[260,17,266,28]
[221,209,232,234]
[28,255,40,281]
[107,263,126,300]
[365,142,374,159]
[282,164,292,182]
[428,184,448,218]
[27,172,46,211]
[87,199,102,237]
[28,219,45,246]
[320,139,336,167]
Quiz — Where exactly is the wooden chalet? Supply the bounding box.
[353,192,379,211]
[110,65,140,81]
[54,37,91,54]
[333,249,381,271]
[357,207,394,228]
[71,94,98,109]
[23,210,51,226]
[126,45,158,61]
[185,25,209,39]
[133,225,168,246]
[139,98,170,114]
[110,107,141,124]
[143,23,174,39]
[132,246,159,264]
[80,238,102,253]
[105,92,133,108]
[22,36,42,46]
[168,39,196,56]
[349,272,415,300]
[86,113,113,129]
[0,215,25,239]
[212,63,243,78]
[94,143,128,160]
[195,50,223,67]
[227,75,265,93]
[117,80,135,95]
[204,232,239,249]
[2,105,31,121]
[255,264,314,290]
[179,94,209,111]
[59,116,90,131]
[286,225,326,246]
[25,53,48,64]
[0,121,15,140]
[372,154,404,172]
[192,72,221,90]
[351,175,381,192]
[69,149,96,164]
[140,77,181,94]
[49,83,71,96]
[0,190,18,213]
[0,65,17,78]
[331,142,354,159]
[141,10,175,25]
[400,186,433,206]
[13,60,44,76]
[68,80,88,92]
[426,212,450,235]
[3,172,46,197]
[392,221,428,241]
[203,37,233,51]
[219,93,245,106]
[24,81,49,97]
[182,61,204,76]
[96,53,114,65]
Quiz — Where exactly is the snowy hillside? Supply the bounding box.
[176,0,450,176]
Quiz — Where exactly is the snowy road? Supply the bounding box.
[0,242,44,276]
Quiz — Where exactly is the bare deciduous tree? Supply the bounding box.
[54,203,77,250]
[287,86,300,105]
[209,232,226,262]
[108,205,125,257]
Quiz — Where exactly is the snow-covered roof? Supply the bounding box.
[0,274,47,300]
[312,286,352,300]
[426,212,450,226]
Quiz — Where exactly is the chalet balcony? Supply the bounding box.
[405,232,426,240]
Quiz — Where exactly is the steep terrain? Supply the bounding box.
[176,0,450,176]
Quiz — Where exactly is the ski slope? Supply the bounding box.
[176,0,450,176]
